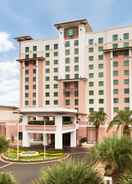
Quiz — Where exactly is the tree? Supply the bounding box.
[88,136,132,182]
[0,136,9,154]
[0,172,16,184]
[107,109,132,137]
[34,161,103,184]
[88,111,107,143]
[118,172,132,184]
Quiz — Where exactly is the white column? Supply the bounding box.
[70,131,76,147]
[43,134,48,146]
[110,51,114,119]
[22,115,30,147]
[104,176,112,184]
[55,115,63,149]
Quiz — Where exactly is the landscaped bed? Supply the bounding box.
[4,148,65,162]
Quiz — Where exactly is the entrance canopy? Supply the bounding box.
[20,107,77,115]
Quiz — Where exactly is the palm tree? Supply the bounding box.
[88,111,107,143]
[0,172,16,184]
[33,160,103,184]
[107,109,132,137]
[0,136,9,154]
[88,136,132,183]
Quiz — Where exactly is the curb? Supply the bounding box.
[1,153,70,165]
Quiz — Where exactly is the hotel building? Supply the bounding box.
[5,18,132,149]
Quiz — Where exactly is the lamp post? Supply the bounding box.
[43,119,46,160]
[13,111,23,160]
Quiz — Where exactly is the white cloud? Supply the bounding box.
[0,60,19,106]
[0,32,14,53]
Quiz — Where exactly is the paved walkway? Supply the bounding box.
[0,148,89,184]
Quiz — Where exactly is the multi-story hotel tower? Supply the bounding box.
[15,19,132,149]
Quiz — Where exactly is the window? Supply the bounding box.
[65,41,70,47]
[124,79,129,84]
[124,70,129,76]
[54,60,58,65]
[124,50,129,56]
[65,49,70,55]
[99,108,104,112]
[89,47,94,52]
[33,100,36,105]
[45,45,50,51]
[113,89,118,94]
[33,85,36,89]
[65,99,70,105]
[54,92,58,97]
[54,68,58,72]
[98,72,103,78]
[99,90,104,95]
[124,42,129,48]
[25,70,29,75]
[89,73,94,78]
[114,107,119,112]
[89,56,94,61]
[98,64,103,69]
[25,100,29,105]
[89,108,94,112]
[33,69,36,74]
[65,74,70,79]
[25,47,29,53]
[54,84,58,88]
[54,52,58,57]
[98,46,103,52]
[113,61,118,67]
[99,81,104,86]
[45,53,50,57]
[99,99,104,104]
[54,44,58,50]
[89,99,94,104]
[74,57,79,63]
[45,84,50,89]
[75,99,78,105]
[54,100,58,105]
[98,55,103,60]
[25,77,29,82]
[45,100,50,105]
[89,64,94,70]
[65,91,70,97]
[33,46,37,51]
[65,66,70,72]
[89,82,94,87]
[33,53,37,58]
[54,76,58,80]
[74,91,78,97]
[113,80,118,85]
[25,54,29,59]
[74,65,79,71]
[124,88,129,94]
[124,60,129,66]
[113,43,118,49]
[123,33,129,40]
[65,57,70,64]
[89,39,93,45]
[89,90,94,95]
[45,92,49,97]
[98,37,103,44]
[124,98,129,103]
[25,93,28,97]
[33,77,36,82]
[113,71,118,76]
[33,92,36,97]
[112,34,118,41]
[45,76,50,81]
[114,98,119,103]
[46,60,50,65]
[25,85,29,90]
[74,74,79,79]
[74,48,79,55]
[74,40,79,46]
[45,68,50,73]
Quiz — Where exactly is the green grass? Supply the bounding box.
[4,148,64,162]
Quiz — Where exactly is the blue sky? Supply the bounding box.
[0,0,132,105]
